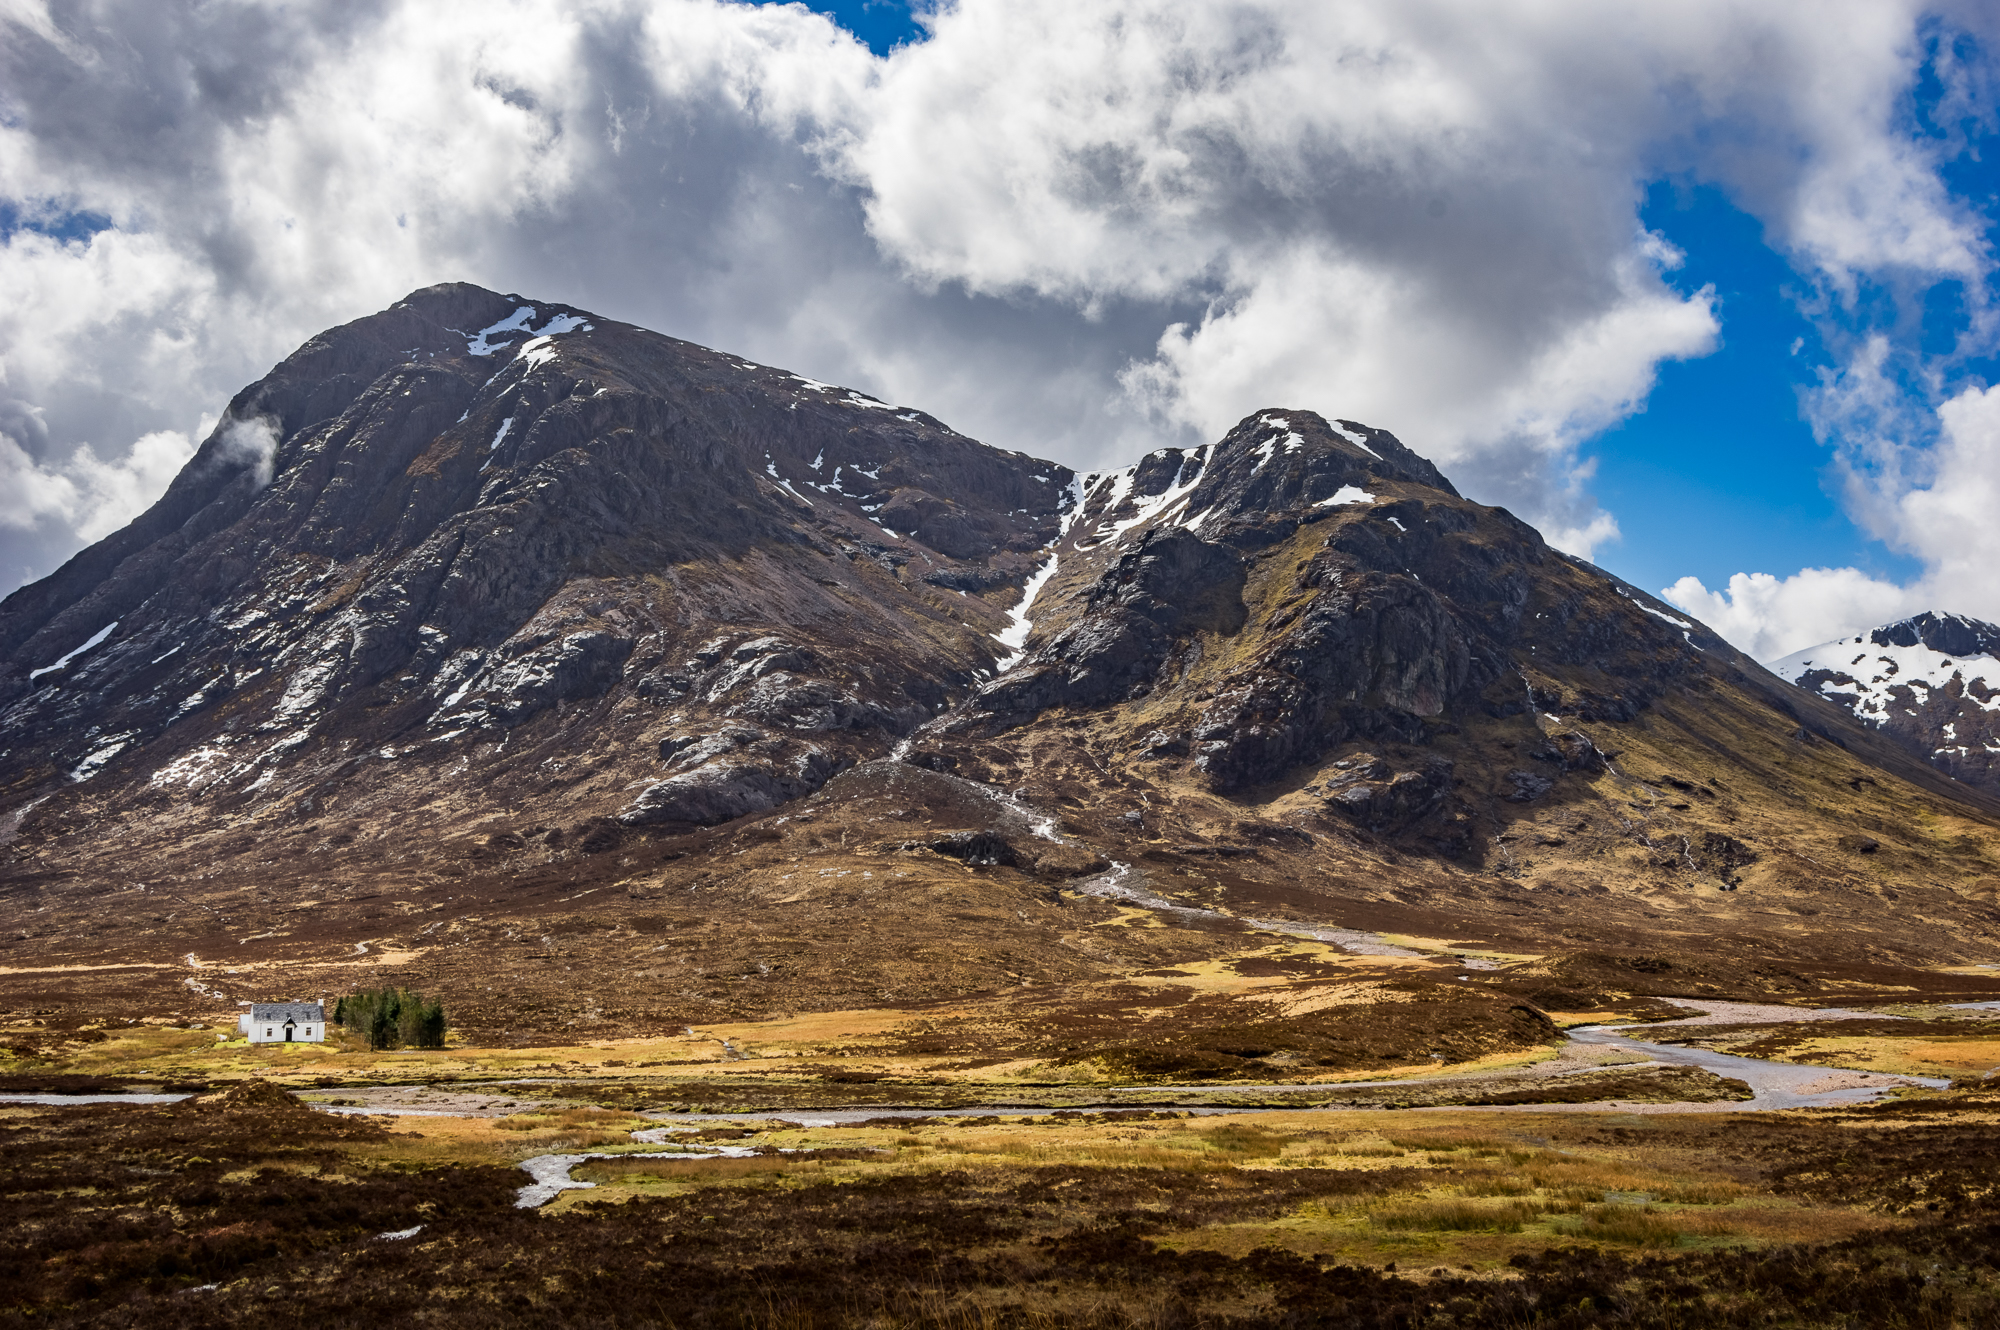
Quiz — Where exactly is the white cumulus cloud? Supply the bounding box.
[1662,568,1920,664]
[1665,381,2000,661]
[0,426,195,542]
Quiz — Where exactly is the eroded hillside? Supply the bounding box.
[5,287,2000,1056]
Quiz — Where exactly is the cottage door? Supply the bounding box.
[284,1020,295,1042]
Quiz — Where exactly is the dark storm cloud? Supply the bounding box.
[0,0,1993,655]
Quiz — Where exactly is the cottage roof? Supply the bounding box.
[249,1002,325,1023]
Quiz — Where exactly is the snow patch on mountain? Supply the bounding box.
[1637,603,1693,630]
[1773,625,2000,726]
[763,454,812,505]
[992,556,1059,673]
[1076,446,1211,549]
[991,476,1095,673]
[516,335,561,369]
[148,744,233,791]
[467,307,535,356]
[28,620,117,680]
[273,653,342,724]
[466,308,591,359]
[1616,589,1693,631]
[71,733,133,782]
[1252,415,1304,469]
[1331,422,1382,459]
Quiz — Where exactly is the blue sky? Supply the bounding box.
[1602,26,2000,645]
[1589,182,1929,597]
[791,0,926,55]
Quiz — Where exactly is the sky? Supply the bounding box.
[2,0,1998,663]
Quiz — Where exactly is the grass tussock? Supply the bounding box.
[1455,1171,1537,1197]
[1316,1134,1407,1158]
[1373,1200,1542,1233]
[941,1134,1232,1172]
[1199,1124,1287,1158]
[493,1105,650,1146]
[1661,1179,1750,1205]
[1386,1133,1507,1155]
[494,1105,644,1131]
[1556,1202,1714,1248]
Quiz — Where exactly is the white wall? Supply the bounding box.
[245,1018,324,1044]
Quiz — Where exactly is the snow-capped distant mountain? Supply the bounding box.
[1772,611,2000,793]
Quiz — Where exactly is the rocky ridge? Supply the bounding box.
[897,410,1983,871]
[0,283,1071,836]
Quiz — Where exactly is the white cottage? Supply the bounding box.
[238,1001,326,1044]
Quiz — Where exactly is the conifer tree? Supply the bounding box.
[334,987,448,1049]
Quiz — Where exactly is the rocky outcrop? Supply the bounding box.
[1307,754,1456,830]
[919,407,1727,813]
[621,756,837,827]
[971,529,1246,727]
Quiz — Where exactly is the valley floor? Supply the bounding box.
[7,1001,2000,1327]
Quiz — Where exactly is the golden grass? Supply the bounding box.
[492,1106,648,1133]
[1766,1034,2000,1079]
[926,1133,1232,1172]
[1199,1124,1288,1158]
[161,1090,1907,1278]
[1386,1133,1507,1153]
[1456,1173,1536,1197]
[1373,1200,1543,1233]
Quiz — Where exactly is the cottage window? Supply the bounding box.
[265,1028,273,1038]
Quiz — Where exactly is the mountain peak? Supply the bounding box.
[1869,610,2000,658]
[0,288,1073,830]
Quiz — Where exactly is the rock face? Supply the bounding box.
[0,283,1070,834]
[907,406,1771,855]
[8,285,2000,1027]
[1772,612,2000,794]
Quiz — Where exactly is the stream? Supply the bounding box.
[500,1006,1957,1206]
[1561,1022,1950,1110]
[0,1014,1936,1124]
[1071,861,1477,961]
[513,1127,766,1207]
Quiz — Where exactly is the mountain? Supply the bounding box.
[0,283,1067,832]
[6,284,2000,1057]
[1773,612,2000,795]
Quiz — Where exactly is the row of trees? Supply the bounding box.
[333,988,448,1050]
